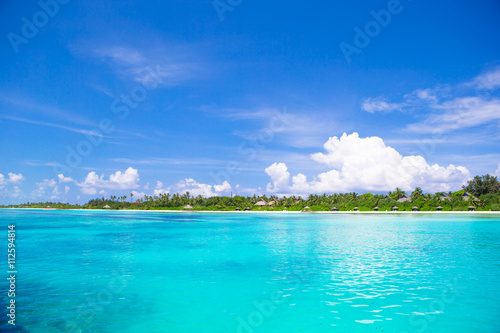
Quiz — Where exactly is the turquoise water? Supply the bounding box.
[1,210,500,332]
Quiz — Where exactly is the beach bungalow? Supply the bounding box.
[392,206,399,211]
[183,205,193,210]
[235,207,240,211]
[268,200,276,206]
[331,207,338,211]
[255,200,267,207]
[468,206,476,211]
[353,206,359,211]
[373,207,379,211]
[103,205,111,209]
[463,192,473,201]
[439,193,451,201]
[397,194,412,203]
[436,206,443,211]
[412,206,419,211]
[303,206,311,211]
[244,207,250,211]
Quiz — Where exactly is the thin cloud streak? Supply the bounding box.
[1,116,107,137]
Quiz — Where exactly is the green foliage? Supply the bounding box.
[463,174,500,197]
[4,175,500,212]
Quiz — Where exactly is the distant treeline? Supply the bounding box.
[3,174,500,212]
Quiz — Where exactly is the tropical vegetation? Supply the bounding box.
[2,174,500,212]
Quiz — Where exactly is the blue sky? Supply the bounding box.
[1,0,500,204]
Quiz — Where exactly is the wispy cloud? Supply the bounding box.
[466,66,500,90]
[111,157,223,166]
[362,67,500,134]
[361,97,403,113]
[86,44,207,87]
[1,116,106,137]
[0,94,96,127]
[25,161,62,167]
[211,107,340,148]
[94,46,146,65]
[406,97,500,133]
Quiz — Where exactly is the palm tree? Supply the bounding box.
[130,193,134,203]
[394,188,405,200]
[411,187,423,200]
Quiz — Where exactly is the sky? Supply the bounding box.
[1,0,500,204]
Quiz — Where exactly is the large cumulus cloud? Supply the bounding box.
[265,132,470,195]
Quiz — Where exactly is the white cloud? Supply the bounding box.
[170,178,232,197]
[152,178,232,198]
[265,163,291,193]
[30,177,71,200]
[77,167,140,195]
[7,173,24,183]
[153,181,169,196]
[0,172,24,185]
[235,184,261,196]
[413,89,438,102]
[265,133,471,194]
[58,174,74,183]
[214,181,232,193]
[361,97,403,113]
[495,163,500,178]
[0,174,23,198]
[131,191,145,199]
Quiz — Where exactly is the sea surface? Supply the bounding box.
[1,210,500,333]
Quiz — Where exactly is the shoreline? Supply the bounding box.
[2,208,500,215]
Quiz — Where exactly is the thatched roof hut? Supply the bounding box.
[103,205,111,209]
[331,207,338,211]
[235,207,240,211]
[397,194,412,203]
[353,206,359,211]
[412,206,419,211]
[439,193,451,200]
[183,205,193,210]
[436,206,443,211]
[244,207,250,211]
[303,206,311,211]
[468,206,476,211]
[463,192,472,201]
[373,207,379,211]
[255,200,267,206]
[268,200,276,206]
[392,206,399,211]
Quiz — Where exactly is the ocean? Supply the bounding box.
[1,209,499,332]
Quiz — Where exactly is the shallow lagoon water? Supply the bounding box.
[1,210,499,332]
